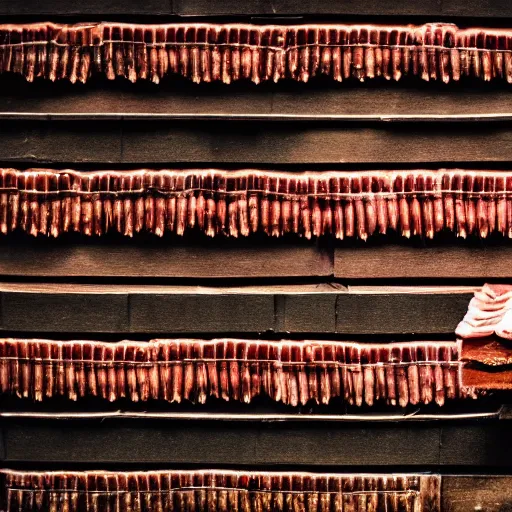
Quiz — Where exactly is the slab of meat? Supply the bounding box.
[1,21,512,85]
[0,469,440,512]
[0,338,471,407]
[2,168,512,241]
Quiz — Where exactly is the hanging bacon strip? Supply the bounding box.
[1,169,512,240]
[0,338,475,407]
[0,469,440,512]
[0,22,511,84]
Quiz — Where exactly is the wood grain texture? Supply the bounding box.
[0,419,460,465]
[0,283,474,334]
[335,244,512,279]
[337,287,473,335]
[442,476,512,512]
[1,419,510,466]
[0,238,332,278]
[174,0,442,16]
[0,0,172,16]
[1,80,511,120]
[0,0,508,17]
[3,119,512,165]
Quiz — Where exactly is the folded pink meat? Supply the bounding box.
[456,284,512,339]
[457,285,512,389]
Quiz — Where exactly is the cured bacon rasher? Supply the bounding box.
[0,338,474,407]
[2,169,512,241]
[1,469,440,512]
[0,22,511,84]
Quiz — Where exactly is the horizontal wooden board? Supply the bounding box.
[0,237,332,279]
[0,0,509,18]
[1,80,511,121]
[0,283,474,335]
[0,0,173,17]
[2,119,512,166]
[5,237,512,281]
[335,244,512,279]
[177,0,512,17]
[1,417,510,466]
[173,0,441,17]
[336,287,473,335]
[442,0,512,19]
[442,476,512,512]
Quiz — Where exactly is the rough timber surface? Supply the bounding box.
[0,283,474,335]
[0,237,332,279]
[442,476,512,511]
[0,0,510,17]
[3,238,512,280]
[0,417,511,467]
[0,80,511,121]
[2,118,512,166]
[335,244,512,279]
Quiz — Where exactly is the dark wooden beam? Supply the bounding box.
[442,476,512,512]
[2,119,512,166]
[1,417,510,467]
[0,0,510,18]
[335,286,473,335]
[335,244,512,279]
[0,283,473,335]
[0,0,173,17]
[0,81,511,121]
[173,0,442,17]
[0,237,332,279]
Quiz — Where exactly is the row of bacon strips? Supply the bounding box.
[3,470,432,512]
[2,169,512,240]
[1,339,472,407]
[0,22,511,84]
[456,284,512,339]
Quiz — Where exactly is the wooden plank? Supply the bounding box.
[442,0,512,18]
[1,417,509,466]
[0,237,333,279]
[0,0,172,16]
[0,0,508,17]
[442,476,512,512]
[0,289,130,333]
[1,80,512,120]
[0,283,475,335]
[440,423,512,466]
[0,418,444,465]
[335,244,512,279]
[336,286,474,335]
[174,0,442,16]
[3,119,512,165]
[129,293,275,333]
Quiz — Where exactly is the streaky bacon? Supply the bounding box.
[0,338,473,407]
[0,168,510,241]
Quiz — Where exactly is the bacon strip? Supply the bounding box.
[0,338,467,407]
[0,22,511,84]
[2,169,512,241]
[4,470,432,512]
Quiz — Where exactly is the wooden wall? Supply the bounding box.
[1,0,512,508]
